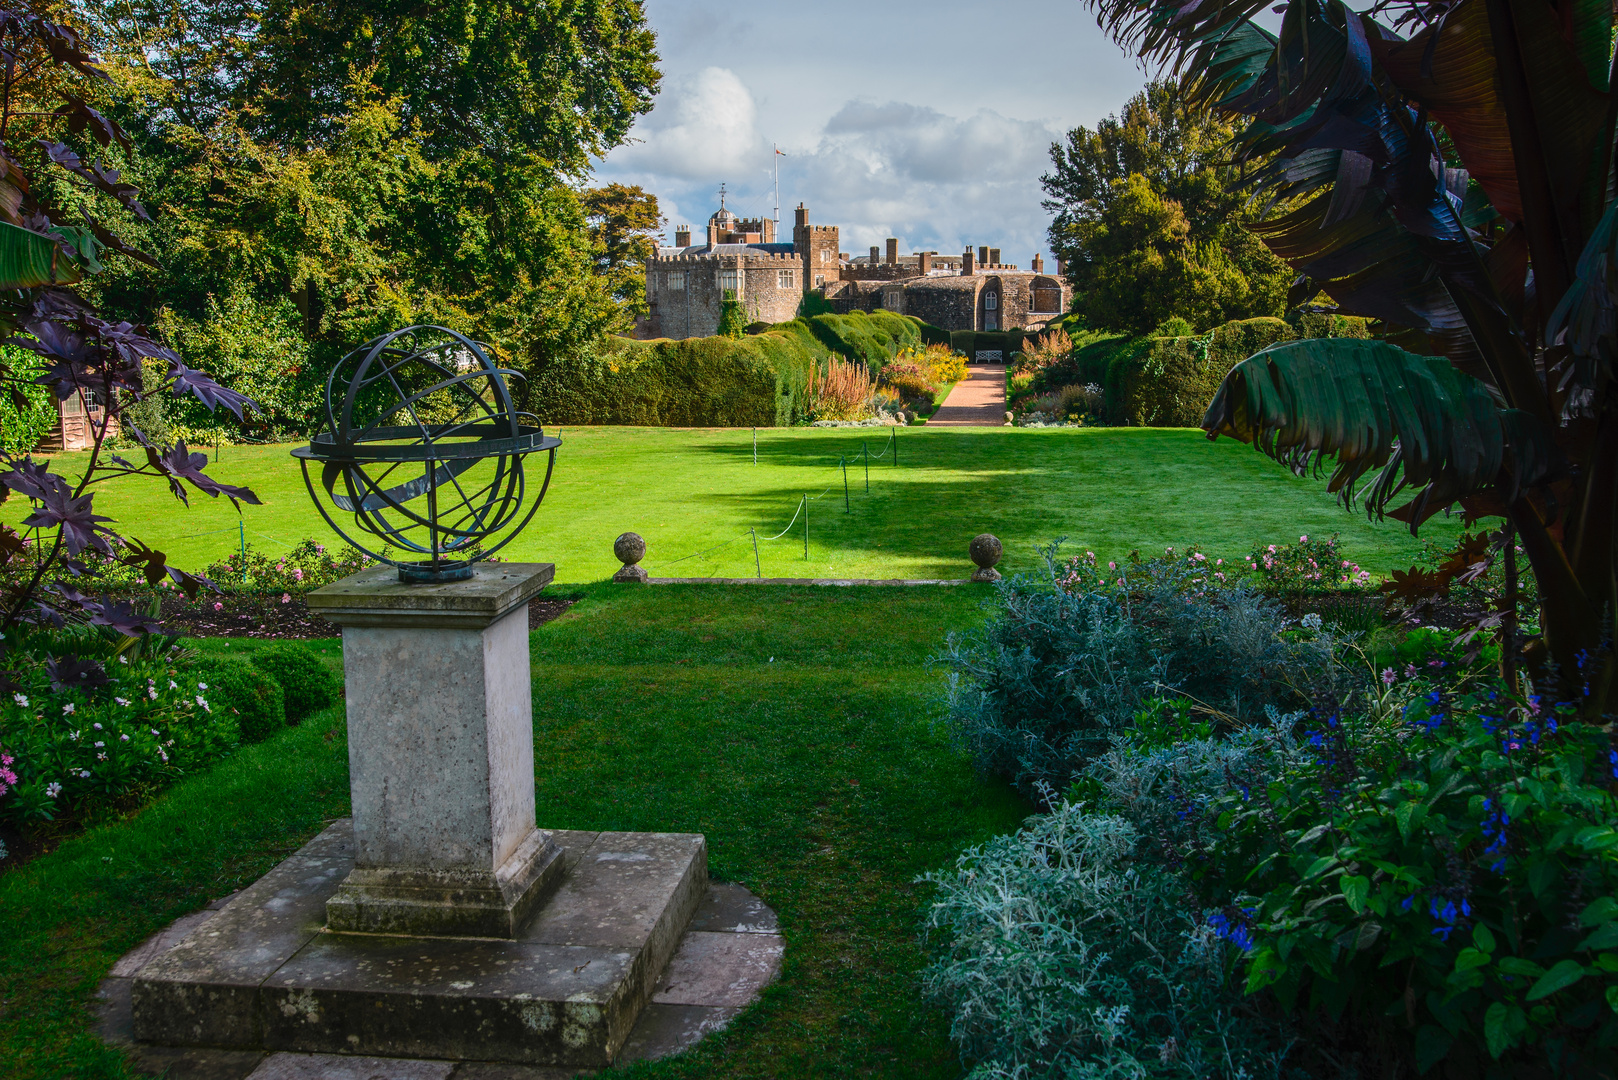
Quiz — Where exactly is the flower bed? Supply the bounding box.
[927,543,1617,1077]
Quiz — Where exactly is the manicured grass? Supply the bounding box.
[0,583,1024,1078]
[4,428,1473,581]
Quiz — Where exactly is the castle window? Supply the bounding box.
[777,269,795,289]
[884,290,902,311]
[667,271,685,291]
[815,274,825,287]
[984,292,999,310]
[820,248,830,263]
[985,315,999,331]
[719,269,740,293]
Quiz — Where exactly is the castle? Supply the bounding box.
[639,196,1071,340]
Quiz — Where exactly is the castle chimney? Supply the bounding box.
[918,251,933,274]
[962,248,976,275]
[675,225,691,248]
[1031,253,1044,273]
[870,245,880,264]
[794,204,809,227]
[885,238,898,265]
[989,247,1001,267]
[977,245,989,267]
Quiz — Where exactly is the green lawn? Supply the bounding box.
[0,583,1025,1079]
[5,427,1472,581]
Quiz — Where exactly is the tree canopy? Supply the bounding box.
[1042,80,1290,334]
[69,0,660,437]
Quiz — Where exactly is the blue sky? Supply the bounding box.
[592,0,1154,265]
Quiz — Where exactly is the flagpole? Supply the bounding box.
[773,143,780,227]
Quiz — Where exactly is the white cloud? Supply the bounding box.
[611,67,761,180]
[597,77,1064,263]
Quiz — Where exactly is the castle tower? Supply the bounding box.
[791,204,839,291]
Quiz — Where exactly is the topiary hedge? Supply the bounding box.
[1055,315,1370,427]
[527,311,934,426]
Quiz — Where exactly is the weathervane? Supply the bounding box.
[292,326,559,583]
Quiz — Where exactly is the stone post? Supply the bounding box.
[970,534,1003,582]
[307,563,563,937]
[613,532,649,582]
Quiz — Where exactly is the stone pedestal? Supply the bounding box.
[306,563,562,937]
[129,561,719,1066]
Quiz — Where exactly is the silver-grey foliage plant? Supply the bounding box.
[919,788,1296,1079]
[938,541,1329,794]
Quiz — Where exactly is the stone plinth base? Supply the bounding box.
[132,820,708,1068]
[324,827,564,937]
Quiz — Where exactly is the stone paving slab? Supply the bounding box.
[248,1053,454,1079]
[650,931,785,1008]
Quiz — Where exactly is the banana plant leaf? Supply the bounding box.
[0,219,82,289]
[1202,337,1562,528]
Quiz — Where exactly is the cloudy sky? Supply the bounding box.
[592,0,1154,266]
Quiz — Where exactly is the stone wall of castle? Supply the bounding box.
[644,251,807,338]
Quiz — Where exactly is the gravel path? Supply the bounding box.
[928,364,1007,426]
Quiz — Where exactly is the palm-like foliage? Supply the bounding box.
[1086,0,1617,708]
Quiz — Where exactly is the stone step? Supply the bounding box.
[133,820,707,1067]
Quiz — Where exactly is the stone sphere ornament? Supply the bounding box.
[612,531,649,583]
[292,326,560,583]
[970,533,1003,582]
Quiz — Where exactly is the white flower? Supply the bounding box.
[168,680,178,690]
[120,734,130,742]
[196,696,210,713]
[45,782,61,798]
[148,687,158,700]
[96,753,107,761]
[117,655,127,664]
[198,682,208,691]
[115,697,130,707]
[150,729,159,736]
[79,769,91,778]
[94,741,105,748]
[68,730,80,741]
[63,703,75,715]
[12,693,27,707]
[92,722,101,730]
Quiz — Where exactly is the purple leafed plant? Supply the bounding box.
[0,9,259,684]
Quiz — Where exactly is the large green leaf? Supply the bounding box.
[0,220,82,289]
[1202,337,1562,527]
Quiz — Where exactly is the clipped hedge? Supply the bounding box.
[1079,315,1370,427]
[527,311,933,426]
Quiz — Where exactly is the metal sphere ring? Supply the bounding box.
[291,326,559,584]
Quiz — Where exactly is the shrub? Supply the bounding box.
[921,795,1295,1080]
[250,644,340,724]
[1108,315,1373,427]
[1013,327,1074,377]
[1154,315,1195,336]
[939,543,1327,793]
[1206,657,1618,1075]
[0,633,240,827]
[916,343,967,385]
[716,289,748,338]
[528,311,932,426]
[190,657,286,743]
[0,346,56,455]
[879,358,936,399]
[205,538,374,595]
[1244,533,1373,593]
[805,356,876,421]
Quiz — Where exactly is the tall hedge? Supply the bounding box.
[1096,315,1369,427]
[526,311,933,426]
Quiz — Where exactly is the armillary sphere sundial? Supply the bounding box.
[292,325,559,582]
